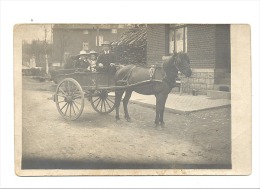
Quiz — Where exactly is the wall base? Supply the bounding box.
[179,68,231,95]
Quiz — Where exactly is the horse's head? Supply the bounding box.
[166,52,192,77]
[174,52,192,77]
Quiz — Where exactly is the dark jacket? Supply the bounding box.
[74,58,89,69]
[97,51,116,71]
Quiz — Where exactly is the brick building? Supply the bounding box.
[52,24,128,64]
[52,24,231,95]
[146,24,231,95]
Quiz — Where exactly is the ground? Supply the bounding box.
[21,78,231,169]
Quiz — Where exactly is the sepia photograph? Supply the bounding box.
[0,0,258,187]
[14,23,250,175]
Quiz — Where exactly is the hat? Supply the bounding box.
[89,50,98,54]
[79,50,88,55]
[101,41,111,46]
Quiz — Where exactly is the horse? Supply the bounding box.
[114,52,192,127]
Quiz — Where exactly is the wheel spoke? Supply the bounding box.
[58,100,65,104]
[103,99,107,112]
[106,97,115,105]
[105,99,112,109]
[72,101,80,111]
[74,100,81,105]
[62,82,68,93]
[64,103,69,115]
[57,93,67,98]
[72,88,79,96]
[73,95,82,100]
[59,87,67,95]
[95,98,102,109]
[60,102,68,111]
[69,103,71,117]
[71,102,77,115]
[100,99,103,112]
[92,97,100,104]
[107,98,113,107]
[68,81,71,95]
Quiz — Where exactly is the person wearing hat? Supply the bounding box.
[86,50,99,72]
[74,50,89,69]
[96,41,117,74]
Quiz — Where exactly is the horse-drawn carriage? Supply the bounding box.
[53,52,192,126]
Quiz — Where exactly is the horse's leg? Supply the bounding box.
[115,89,124,121]
[155,95,160,127]
[123,89,133,122]
[155,93,168,127]
[159,94,169,127]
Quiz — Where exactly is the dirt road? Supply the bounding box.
[22,78,231,169]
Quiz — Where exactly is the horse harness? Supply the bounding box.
[117,64,176,89]
[116,65,137,86]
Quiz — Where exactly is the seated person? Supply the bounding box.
[96,41,117,74]
[74,50,89,70]
[86,50,99,72]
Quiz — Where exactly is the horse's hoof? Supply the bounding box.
[125,117,133,122]
[160,122,165,127]
[115,117,120,121]
[155,125,162,130]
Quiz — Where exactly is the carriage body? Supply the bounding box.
[55,71,115,90]
[53,70,117,121]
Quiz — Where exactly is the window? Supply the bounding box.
[83,42,89,50]
[169,26,187,54]
[112,29,117,34]
[96,35,103,46]
[118,24,125,29]
[83,30,89,34]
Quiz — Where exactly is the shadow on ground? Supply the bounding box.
[22,157,231,170]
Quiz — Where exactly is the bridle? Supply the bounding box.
[173,55,190,73]
[162,54,190,88]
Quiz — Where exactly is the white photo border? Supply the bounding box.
[1,0,260,188]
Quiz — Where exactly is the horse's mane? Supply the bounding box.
[176,52,190,64]
[162,54,175,71]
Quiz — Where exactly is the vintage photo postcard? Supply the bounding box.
[14,24,251,176]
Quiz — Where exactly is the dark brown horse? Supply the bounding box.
[114,52,192,127]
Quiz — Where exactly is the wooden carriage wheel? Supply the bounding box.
[55,78,84,120]
[90,90,116,114]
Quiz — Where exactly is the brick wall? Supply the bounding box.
[147,24,168,65]
[187,25,216,69]
[177,25,217,94]
[215,25,231,70]
[145,24,230,94]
